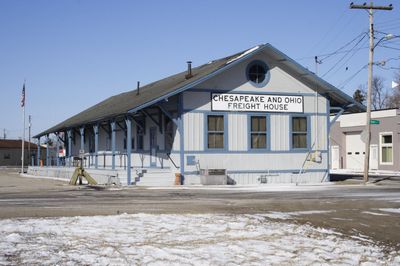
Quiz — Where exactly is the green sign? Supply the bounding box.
[370,119,380,125]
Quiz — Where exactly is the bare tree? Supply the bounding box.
[361,76,390,110]
[387,70,400,108]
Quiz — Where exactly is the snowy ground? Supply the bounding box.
[1,213,399,265]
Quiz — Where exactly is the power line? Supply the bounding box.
[338,64,368,89]
[377,65,400,70]
[319,32,367,62]
[327,36,369,79]
[296,46,369,61]
[375,18,400,25]
[379,45,400,51]
[321,33,368,78]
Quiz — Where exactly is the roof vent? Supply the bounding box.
[136,81,140,95]
[185,61,193,79]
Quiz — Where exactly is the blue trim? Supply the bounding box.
[326,98,331,181]
[247,113,270,151]
[246,60,271,88]
[125,118,132,185]
[178,93,185,184]
[171,150,328,154]
[187,88,318,97]
[55,134,60,167]
[228,168,326,174]
[46,135,49,167]
[132,166,171,169]
[204,112,228,152]
[127,46,264,114]
[184,168,327,175]
[67,130,72,167]
[111,121,116,170]
[149,127,157,167]
[80,127,85,152]
[289,114,311,151]
[37,137,41,166]
[93,124,99,169]
[184,109,327,116]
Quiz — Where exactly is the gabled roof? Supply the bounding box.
[34,44,365,138]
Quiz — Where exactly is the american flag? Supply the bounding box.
[21,83,25,107]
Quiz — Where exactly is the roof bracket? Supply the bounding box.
[141,109,161,131]
[157,104,178,127]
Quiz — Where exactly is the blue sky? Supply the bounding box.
[1,0,399,139]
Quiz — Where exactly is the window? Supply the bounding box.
[246,61,269,86]
[250,116,267,149]
[380,133,393,164]
[4,154,10,160]
[207,115,224,149]
[137,127,144,150]
[292,117,308,149]
[248,64,266,83]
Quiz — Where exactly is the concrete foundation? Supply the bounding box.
[27,166,119,185]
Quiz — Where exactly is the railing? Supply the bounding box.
[36,150,174,170]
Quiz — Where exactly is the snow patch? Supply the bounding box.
[379,208,400,214]
[0,213,398,265]
[226,46,260,64]
[362,211,390,216]
[263,210,334,220]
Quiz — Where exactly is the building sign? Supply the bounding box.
[211,93,304,113]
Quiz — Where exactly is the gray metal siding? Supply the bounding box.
[270,114,290,151]
[228,114,247,151]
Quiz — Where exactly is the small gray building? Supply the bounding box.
[330,108,399,173]
[30,44,363,185]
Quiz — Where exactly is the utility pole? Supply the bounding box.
[314,56,322,76]
[3,129,6,140]
[350,2,393,183]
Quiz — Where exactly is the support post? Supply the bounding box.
[80,127,85,152]
[111,121,116,170]
[93,124,99,169]
[56,133,60,167]
[178,93,185,184]
[46,134,49,167]
[37,137,41,166]
[125,118,132,185]
[67,129,72,167]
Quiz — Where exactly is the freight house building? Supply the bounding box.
[30,44,364,186]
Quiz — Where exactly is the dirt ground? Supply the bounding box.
[1,169,400,253]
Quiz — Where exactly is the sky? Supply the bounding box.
[0,0,399,139]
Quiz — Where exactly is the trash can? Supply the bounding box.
[175,173,181,185]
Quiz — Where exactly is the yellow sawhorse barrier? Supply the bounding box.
[69,165,98,185]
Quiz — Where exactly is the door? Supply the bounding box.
[331,146,340,169]
[150,127,157,167]
[346,132,365,170]
[370,144,378,170]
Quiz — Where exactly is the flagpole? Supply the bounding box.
[21,105,25,173]
[21,82,26,174]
